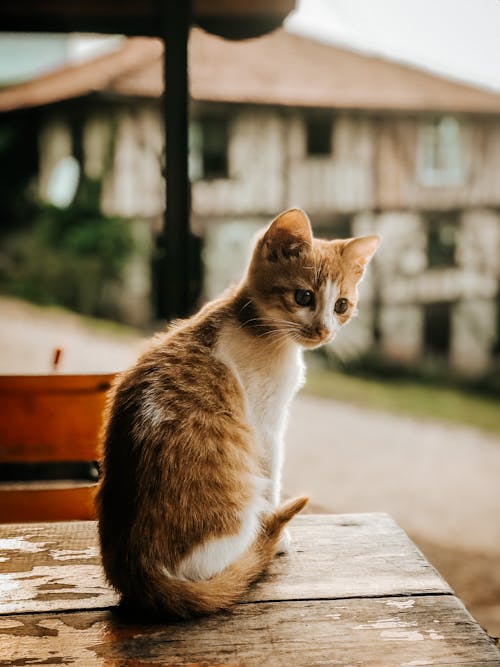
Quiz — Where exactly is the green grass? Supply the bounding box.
[304,368,500,437]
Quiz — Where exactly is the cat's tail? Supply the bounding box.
[127,495,308,619]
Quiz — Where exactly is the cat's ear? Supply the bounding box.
[262,209,312,262]
[341,235,380,278]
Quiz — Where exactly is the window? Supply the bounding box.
[198,116,229,179]
[417,116,466,187]
[424,302,451,357]
[46,156,80,208]
[306,115,332,156]
[427,218,458,268]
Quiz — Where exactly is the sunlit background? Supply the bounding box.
[0,0,499,638]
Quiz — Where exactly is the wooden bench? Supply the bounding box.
[0,374,115,522]
[0,514,498,664]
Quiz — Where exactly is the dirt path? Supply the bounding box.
[0,296,146,374]
[1,296,499,637]
[285,395,500,638]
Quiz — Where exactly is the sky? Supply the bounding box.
[286,0,500,91]
[0,34,121,84]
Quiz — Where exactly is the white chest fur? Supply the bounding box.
[173,322,304,581]
[216,324,303,439]
[215,322,305,504]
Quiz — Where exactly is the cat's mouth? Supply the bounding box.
[296,330,335,349]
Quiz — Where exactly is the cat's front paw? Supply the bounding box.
[276,528,291,555]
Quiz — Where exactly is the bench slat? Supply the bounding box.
[0,485,97,524]
[0,374,114,462]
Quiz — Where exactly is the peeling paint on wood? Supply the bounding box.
[0,522,117,613]
[0,515,498,665]
[0,514,450,615]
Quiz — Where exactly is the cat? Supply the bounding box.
[97,208,379,619]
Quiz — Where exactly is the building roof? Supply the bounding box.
[2,28,500,114]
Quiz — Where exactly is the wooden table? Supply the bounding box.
[0,514,499,666]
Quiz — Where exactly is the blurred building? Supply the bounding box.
[1,29,500,375]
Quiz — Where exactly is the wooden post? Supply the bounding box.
[158,0,200,320]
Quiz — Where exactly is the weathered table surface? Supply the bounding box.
[0,514,499,666]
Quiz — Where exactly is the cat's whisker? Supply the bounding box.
[250,316,303,328]
[273,333,296,354]
[256,328,297,342]
[241,316,303,333]
[273,320,303,328]
[251,322,302,330]
[237,315,266,331]
[257,322,301,345]
[256,329,289,339]
[239,299,253,313]
[258,323,302,333]
[256,327,304,344]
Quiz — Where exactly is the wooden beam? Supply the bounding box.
[195,0,295,15]
[157,0,197,320]
[0,0,296,37]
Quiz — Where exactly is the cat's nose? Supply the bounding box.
[315,326,331,340]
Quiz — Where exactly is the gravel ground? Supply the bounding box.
[1,295,499,638]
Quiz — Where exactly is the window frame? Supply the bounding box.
[190,114,230,181]
[423,301,452,358]
[305,113,333,158]
[426,216,459,269]
[416,115,466,188]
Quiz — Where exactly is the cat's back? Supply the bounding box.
[119,321,231,432]
[97,302,257,582]
[107,304,239,437]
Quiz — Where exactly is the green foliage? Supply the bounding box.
[0,178,133,319]
[0,114,39,229]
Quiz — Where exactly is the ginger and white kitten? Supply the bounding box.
[97,208,379,618]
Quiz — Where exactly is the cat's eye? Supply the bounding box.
[295,289,314,307]
[334,298,349,314]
